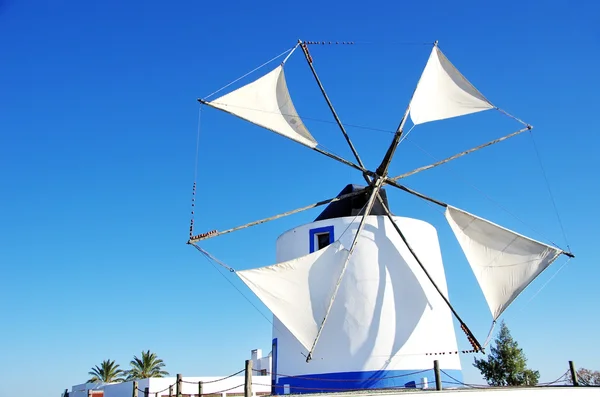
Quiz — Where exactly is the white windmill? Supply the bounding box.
[187,40,574,393]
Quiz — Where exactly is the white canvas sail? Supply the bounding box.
[444,205,562,320]
[204,65,318,148]
[409,46,494,125]
[236,241,350,352]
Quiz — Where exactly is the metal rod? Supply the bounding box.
[187,188,368,244]
[299,41,367,174]
[307,179,384,362]
[389,127,532,182]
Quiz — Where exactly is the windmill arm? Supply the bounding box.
[383,179,448,208]
[389,127,531,182]
[312,147,376,178]
[299,41,367,175]
[187,188,369,244]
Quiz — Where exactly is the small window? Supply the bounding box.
[316,232,331,250]
[309,226,334,253]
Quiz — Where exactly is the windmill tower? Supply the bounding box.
[269,184,462,392]
[188,40,574,394]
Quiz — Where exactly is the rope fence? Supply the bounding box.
[63,359,596,397]
[181,370,246,384]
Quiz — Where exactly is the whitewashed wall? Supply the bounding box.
[251,349,272,375]
[67,383,91,397]
[85,376,271,397]
[273,215,461,377]
[68,381,127,397]
[103,380,148,397]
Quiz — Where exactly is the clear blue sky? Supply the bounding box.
[1,0,598,395]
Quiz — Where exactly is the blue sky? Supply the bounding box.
[1,0,598,395]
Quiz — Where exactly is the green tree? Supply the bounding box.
[473,320,540,386]
[87,359,125,384]
[125,350,169,380]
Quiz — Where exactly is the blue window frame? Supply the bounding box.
[309,226,334,253]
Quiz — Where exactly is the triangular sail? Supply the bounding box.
[204,65,318,148]
[444,205,562,321]
[236,241,349,352]
[409,46,494,126]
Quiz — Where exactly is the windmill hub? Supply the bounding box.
[314,184,390,222]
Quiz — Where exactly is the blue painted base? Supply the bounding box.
[273,368,463,394]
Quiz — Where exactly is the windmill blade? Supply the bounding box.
[199,44,371,179]
[408,44,495,126]
[306,177,385,361]
[188,188,369,243]
[389,126,531,182]
[199,64,318,148]
[444,205,573,321]
[236,240,351,353]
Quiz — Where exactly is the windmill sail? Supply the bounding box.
[444,205,563,320]
[409,46,494,126]
[236,241,350,352]
[203,65,318,148]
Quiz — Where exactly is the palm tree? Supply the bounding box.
[125,350,169,380]
[87,359,125,384]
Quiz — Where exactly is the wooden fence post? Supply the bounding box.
[434,360,442,391]
[133,381,139,397]
[176,374,182,397]
[88,390,92,397]
[245,359,253,397]
[145,387,150,397]
[169,384,173,397]
[198,381,203,397]
[569,361,579,386]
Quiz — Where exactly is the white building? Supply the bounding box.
[65,350,272,397]
[251,349,271,377]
